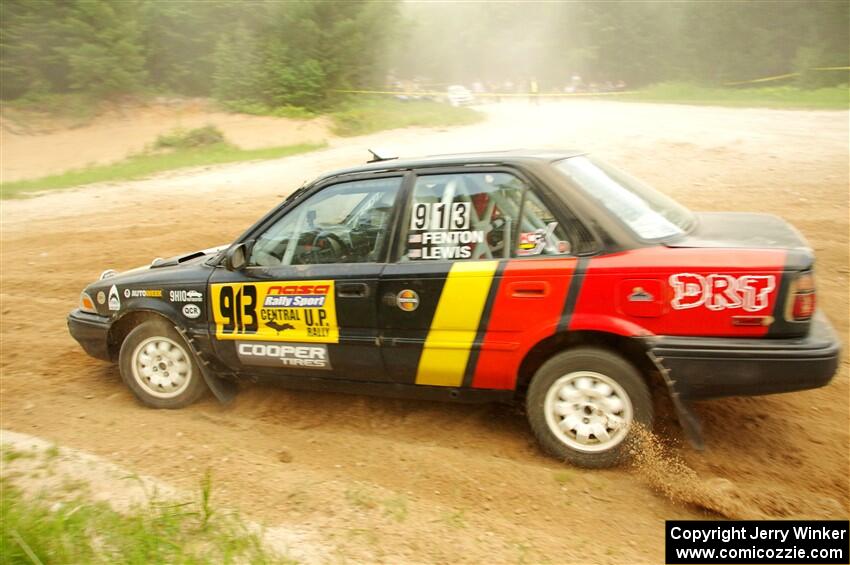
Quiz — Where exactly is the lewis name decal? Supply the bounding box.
[408,202,484,260]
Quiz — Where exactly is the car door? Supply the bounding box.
[377,169,581,389]
[209,175,404,382]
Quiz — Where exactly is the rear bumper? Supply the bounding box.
[649,312,841,400]
[68,309,112,361]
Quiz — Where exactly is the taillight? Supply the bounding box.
[786,271,816,321]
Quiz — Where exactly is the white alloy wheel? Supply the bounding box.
[130,336,193,399]
[543,370,634,453]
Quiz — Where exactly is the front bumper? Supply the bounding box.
[68,309,112,361]
[649,312,841,400]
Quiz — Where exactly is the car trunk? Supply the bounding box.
[668,212,815,338]
[668,213,811,257]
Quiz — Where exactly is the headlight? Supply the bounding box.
[79,291,97,313]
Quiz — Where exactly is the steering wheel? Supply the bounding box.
[306,231,347,264]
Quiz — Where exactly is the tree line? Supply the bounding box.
[1,0,399,108]
[391,0,849,90]
[1,0,846,109]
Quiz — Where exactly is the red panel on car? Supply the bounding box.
[570,247,787,337]
[471,258,577,389]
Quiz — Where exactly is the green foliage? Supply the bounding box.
[1,0,146,99]
[219,101,316,119]
[390,1,849,89]
[1,0,846,108]
[1,0,399,110]
[1,142,325,198]
[614,82,849,110]
[1,92,100,124]
[212,1,400,110]
[0,478,296,564]
[330,98,483,137]
[211,24,265,104]
[154,126,226,150]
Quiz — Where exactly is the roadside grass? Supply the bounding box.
[1,97,481,198]
[330,98,484,136]
[611,82,849,110]
[553,469,576,485]
[0,477,296,564]
[0,140,325,199]
[439,509,467,529]
[1,446,38,464]
[2,92,100,127]
[220,100,318,119]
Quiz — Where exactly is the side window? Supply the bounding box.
[515,190,573,256]
[249,177,402,266]
[401,172,573,261]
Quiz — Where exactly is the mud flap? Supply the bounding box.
[647,352,705,450]
[175,326,238,406]
[198,364,238,405]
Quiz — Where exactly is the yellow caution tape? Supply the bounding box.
[723,73,799,86]
[724,66,850,86]
[338,65,849,96]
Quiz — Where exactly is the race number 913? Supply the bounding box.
[411,202,471,231]
[218,285,258,334]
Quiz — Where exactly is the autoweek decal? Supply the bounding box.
[211,281,338,343]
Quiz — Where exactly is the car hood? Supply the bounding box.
[148,244,229,269]
[93,244,227,287]
[668,212,810,251]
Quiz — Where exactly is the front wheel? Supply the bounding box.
[118,319,207,409]
[525,347,653,468]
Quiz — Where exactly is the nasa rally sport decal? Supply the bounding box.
[236,342,331,370]
[211,281,338,343]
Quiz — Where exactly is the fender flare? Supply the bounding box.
[110,302,237,405]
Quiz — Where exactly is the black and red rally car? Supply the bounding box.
[68,150,840,467]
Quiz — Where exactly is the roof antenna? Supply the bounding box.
[367,148,398,163]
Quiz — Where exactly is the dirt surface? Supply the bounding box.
[1,100,848,564]
[0,99,330,182]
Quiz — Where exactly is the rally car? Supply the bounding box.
[68,150,840,467]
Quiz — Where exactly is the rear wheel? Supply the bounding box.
[525,346,652,468]
[118,320,207,409]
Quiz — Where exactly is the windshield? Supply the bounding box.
[555,156,695,240]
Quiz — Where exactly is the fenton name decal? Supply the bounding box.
[669,273,776,312]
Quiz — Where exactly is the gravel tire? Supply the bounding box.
[525,346,653,468]
[118,319,207,409]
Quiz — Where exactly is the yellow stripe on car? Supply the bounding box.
[415,261,499,387]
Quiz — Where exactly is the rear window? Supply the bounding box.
[555,156,695,241]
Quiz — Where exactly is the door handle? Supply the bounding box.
[337,282,369,298]
[508,281,550,298]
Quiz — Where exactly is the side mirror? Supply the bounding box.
[224,243,248,271]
